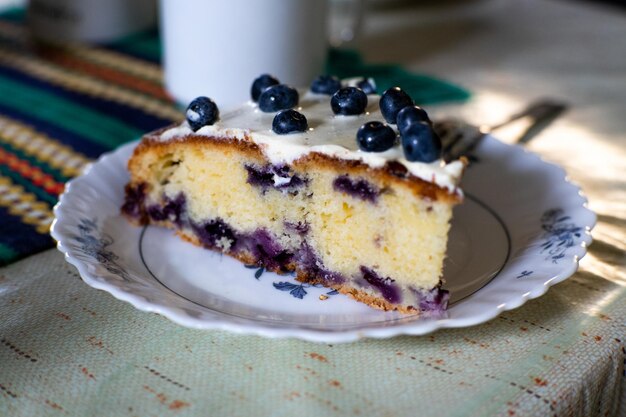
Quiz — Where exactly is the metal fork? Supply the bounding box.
[433,99,568,162]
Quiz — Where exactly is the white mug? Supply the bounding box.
[160,0,331,109]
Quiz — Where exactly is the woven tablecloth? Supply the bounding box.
[0,248,624,417]
[1,0,625,416]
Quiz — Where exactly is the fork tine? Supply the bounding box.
[433,99,568,163]
[444,131,486,163]
[433,120,485,162]
[432,120,458,149]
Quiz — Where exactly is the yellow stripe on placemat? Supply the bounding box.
[0,176,53,234]
[0,48,182,122]
[0,116,90,178]
[64,45,163,83]
[0,20,162,83]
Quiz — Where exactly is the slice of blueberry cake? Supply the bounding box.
[122,75,465,315]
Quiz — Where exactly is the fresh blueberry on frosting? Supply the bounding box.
[331,87,368,116]
[251,74,280,102]
[186,96,219,131]
[379,87,414,124]
[356,77,377,94]
[272,109,308,134]
[396,105,431,134]
[258,84,299,112]
[401,122,442,162]
[356,121,396,152]
[310,75,341,95]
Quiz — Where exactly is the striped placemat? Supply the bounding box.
[0,8,469,265]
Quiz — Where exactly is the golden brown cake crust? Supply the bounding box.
[130,126,463,205]
[297,274,419,314]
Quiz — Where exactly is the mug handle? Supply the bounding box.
[328,0,365,47]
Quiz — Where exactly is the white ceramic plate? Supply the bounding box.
[51,136,595,343]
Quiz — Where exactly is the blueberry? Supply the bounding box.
[401,122,442,162]
[251,74,280,102]
[356,121,396,152]
[258,84,299,112]
[186,96,219,131]
[333,175,380,203]
[331,87,368,116]
[310,75,341,95]
[356,77,377,94]
[272,109,308,134]
[379,87,414,124]
[396,105,431,133]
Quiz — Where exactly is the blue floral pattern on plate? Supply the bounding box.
[540,209,583,263]
[245,264,339,300]
[73,218,131,281]
[272,282,339,300]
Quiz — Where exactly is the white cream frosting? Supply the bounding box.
[158,92,464,192]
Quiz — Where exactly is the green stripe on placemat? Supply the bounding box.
[107,29,162,62]
[0,7,24,22]
[0,75,144,148]
[0,242,18,264]
[327,48,470,104]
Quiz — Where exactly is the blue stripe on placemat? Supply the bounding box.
[0,64,173,133]
[0,101,108,158]
[0,74,146,148]
[0,206,54,265]
[104,28,163,64]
